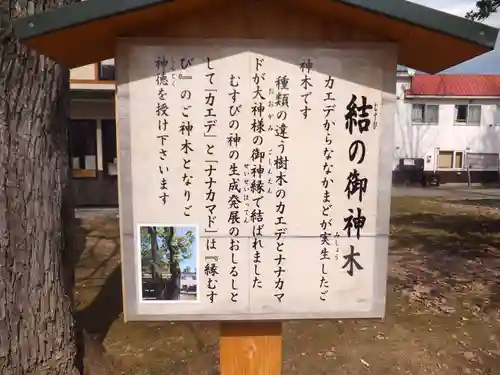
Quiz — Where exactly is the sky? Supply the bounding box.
[408,0,500,74]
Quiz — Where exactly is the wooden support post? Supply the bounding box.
[220,322,282,375]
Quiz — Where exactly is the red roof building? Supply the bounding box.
[405,74,500,97]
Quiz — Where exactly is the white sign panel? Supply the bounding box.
[116,39,396,321]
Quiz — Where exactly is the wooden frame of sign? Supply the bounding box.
[115,37,396,373]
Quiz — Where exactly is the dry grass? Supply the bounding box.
[74,196,500,375]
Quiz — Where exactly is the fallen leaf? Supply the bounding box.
[360,358,370,368]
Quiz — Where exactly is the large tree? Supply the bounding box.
[466,0,499,21]
[0,0,81,374]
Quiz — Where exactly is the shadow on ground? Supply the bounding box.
[74,215,123,343]
[451,198,500,209]
[72,198,500,375]
[73,214,219,375]
[390,204,500,313]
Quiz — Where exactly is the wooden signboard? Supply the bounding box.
[116,39,395,322]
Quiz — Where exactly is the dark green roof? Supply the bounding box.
[339,0,497,49]
[11,0,499,73]
[13,0,497,49]
[14,0,173,41]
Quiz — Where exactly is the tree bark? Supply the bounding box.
[148,227,159,282]
[165,227,180,300]
[0,1,80,374]
[147,226,166,299]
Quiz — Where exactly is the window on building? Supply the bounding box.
[102,119,117,177]
[97,59,115,81]
[454,104,481,125]
[69,120,97,178]
[495,104,500,125]
[437,150,464,169]
[411,104,439,124]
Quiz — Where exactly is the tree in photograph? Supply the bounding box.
[140,227,194,299]
[140,226,167,298]
[161,228,194,299]
[466,0,499,21]
[0,0,81,374]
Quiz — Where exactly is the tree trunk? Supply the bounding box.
[147,226,166,299]
[0,1,80,374]
[148,227,159,281]
[165,228,180,300]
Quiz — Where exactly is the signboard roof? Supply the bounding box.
[12,0,499,73]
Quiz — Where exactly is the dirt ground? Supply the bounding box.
[74,196,500,375]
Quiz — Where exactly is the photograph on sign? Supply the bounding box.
[139,224,199,302]
[117,39,395,321]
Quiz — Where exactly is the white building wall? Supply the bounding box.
[68,69,500,174]
[393,76,500,171]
